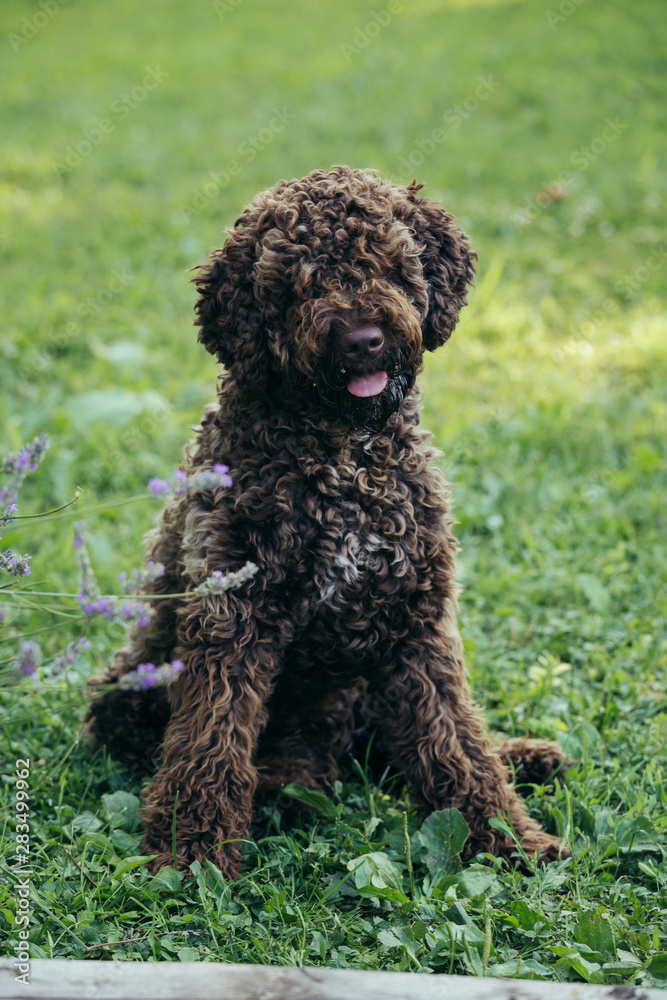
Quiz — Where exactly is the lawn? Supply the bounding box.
[1,0,666,985]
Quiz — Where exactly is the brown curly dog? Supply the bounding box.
[87,165,566,877]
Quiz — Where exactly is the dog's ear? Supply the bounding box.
[407,185,477,351]
[192,232,269,386]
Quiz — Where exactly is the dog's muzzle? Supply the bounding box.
[338,326,389,399]
[312,323,419,432]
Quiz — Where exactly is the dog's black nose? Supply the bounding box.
[339,325,385,361]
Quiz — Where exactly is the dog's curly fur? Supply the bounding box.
[87,166,566,877]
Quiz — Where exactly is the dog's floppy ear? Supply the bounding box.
[192,228,269,386]
[406,184,477,351]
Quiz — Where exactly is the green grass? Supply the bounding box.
[1,0,666,985]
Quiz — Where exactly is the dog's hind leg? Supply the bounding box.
[372,611,565,866]
[497,737,571,787]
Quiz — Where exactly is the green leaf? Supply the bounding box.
[420,808,470,885]
[202,861,229,902]
[616,949,642,966]
[575,909,615,958]
[70,811,102,834]
[309,931,327,959]
[346,851,404,892]
[378,926,420,964]
[113,855,156,877]
[431,922,486,950]
[357,884,410,903]
[550,945,603,983]
[559,721,602,759]
[577,572,610,612]
[102,790,141,831]
[647,953,667,977]
[281,783,338,818]
[490,958,548,980]
[510,900,545,930]
[453,864,500,899]
[262,890,286,914]
[148,866,185,891]
[615,816,662,853]
[109,829,141,853]
[444,902,470,925]
[177,948,200,961]
[77,832,116,856]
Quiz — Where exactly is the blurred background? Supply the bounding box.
[1,0,665,717]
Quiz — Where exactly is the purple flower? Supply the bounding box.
[187,467,234,493]
[193,561,258,595]
[118,658,186,692]
[149,477,171,497]
[14,640,42,680]
[212,464,233,488]
[137,663,158,688]
[1,502,19,527]
[1,434,50,518]
[74,525,154,628]
[172,470,188,495]
[118,561,165,594]
[148,464,234,500]
[50,637,91,677]
[0,550,31,576]
[77,591,154,628]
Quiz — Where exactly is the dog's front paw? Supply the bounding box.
[141,835,242,880]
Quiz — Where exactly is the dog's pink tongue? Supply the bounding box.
[346,371,388,397]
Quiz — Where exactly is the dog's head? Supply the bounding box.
[193,166,476,432]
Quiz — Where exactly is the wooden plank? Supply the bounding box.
[0,959,659,1000]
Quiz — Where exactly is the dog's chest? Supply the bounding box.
[313,504,387,607]
[307,463,422,612]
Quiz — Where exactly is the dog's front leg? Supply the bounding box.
[373,615,563,865]
[140,587,296,878]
